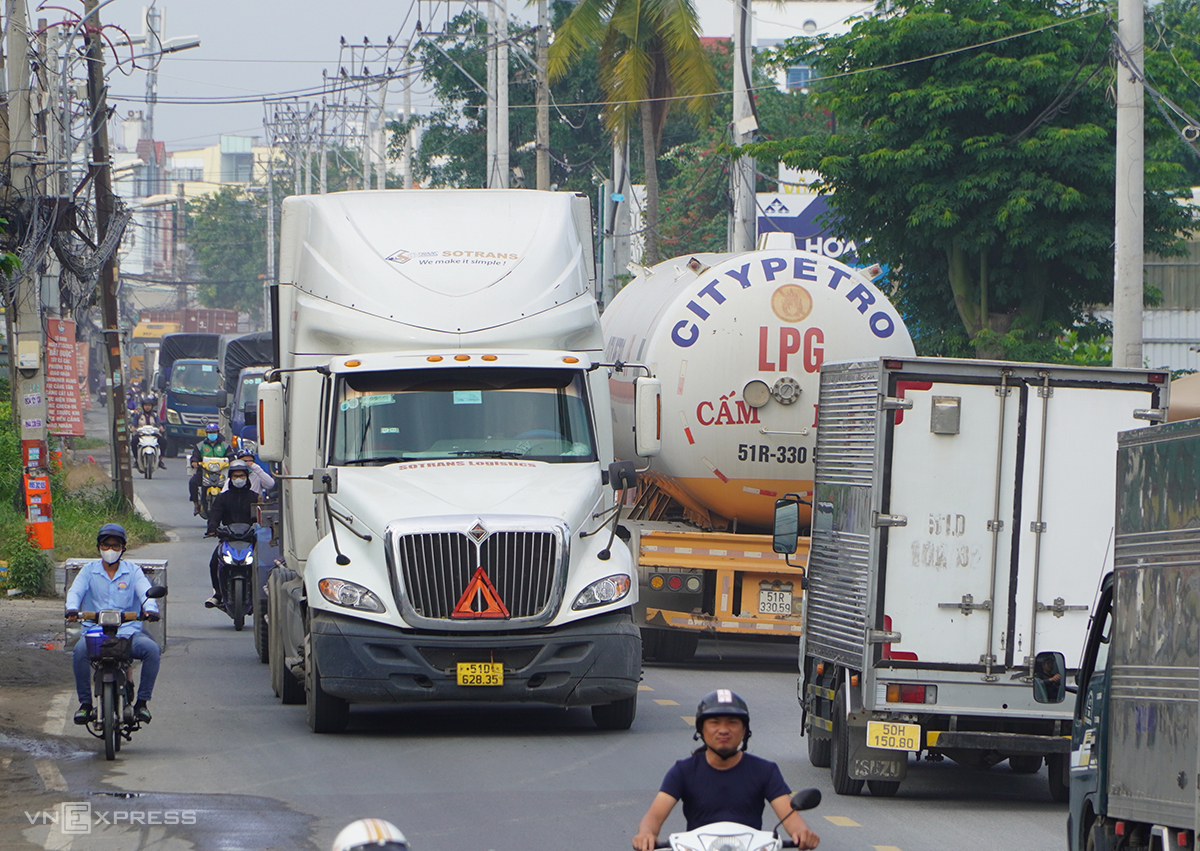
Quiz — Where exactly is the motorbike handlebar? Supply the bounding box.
[69,611,154,622]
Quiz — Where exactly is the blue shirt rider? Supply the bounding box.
[65,524,161,726]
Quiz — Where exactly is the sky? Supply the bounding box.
[88,0,754,153]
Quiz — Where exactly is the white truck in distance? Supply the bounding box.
[256,190,661,733]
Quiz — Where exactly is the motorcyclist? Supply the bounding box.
[65,524,161,725]
[221,447,275,496]
[188,423,231,516]
[130,395,168,470]
[203,460,257,609]
[633,690,820,851]
[331,819,409,851]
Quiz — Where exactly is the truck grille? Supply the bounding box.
[180,411,217,427]
[390,528,562,623]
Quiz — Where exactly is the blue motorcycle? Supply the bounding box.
[215,523,257,631]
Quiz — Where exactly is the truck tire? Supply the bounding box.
[867,779,900,797]
[1047,753,1069,803]
[806,727,832,768]
[641,628,663,662]
[829,687,864,796]
[253,578,269,664]
[592,694,637,730]
[165,439,178,458]
[306,637,349,734]
[1008,755,1042,774]
[657,631,699,664]
[269,568,305,704]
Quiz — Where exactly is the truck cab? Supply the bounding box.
[226,366,266,453]
[162,358,226,454]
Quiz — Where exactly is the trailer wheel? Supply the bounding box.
[806,723,831,768]
[867,780,900,797]
[1047,753,1069,803]
[640,628,662,662]
[1008,755,1042,774]
[829,687,864,796]
[657,631,699,664]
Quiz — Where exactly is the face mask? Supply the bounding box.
[207,434,219,443]
[100,547,122,564]
[231,478,249,489]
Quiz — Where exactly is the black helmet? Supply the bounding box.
[694,689,752,750]
[96,523,127,546]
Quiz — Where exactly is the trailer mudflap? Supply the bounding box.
[926,730,1071,754]
[847,711,909,782]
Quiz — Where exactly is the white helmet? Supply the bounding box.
[331,819,409,851]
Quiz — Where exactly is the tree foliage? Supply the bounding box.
[748,0,1198,357]
[186,186,267,319]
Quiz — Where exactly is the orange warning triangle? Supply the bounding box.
[451,567,511,619]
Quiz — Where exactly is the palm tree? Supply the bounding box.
[548,0,717,265]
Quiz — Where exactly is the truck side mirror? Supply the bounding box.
[634,377,662,457]
[1032,651,1067,704]
[608,460,637,492]
[257,381,285,462]
[214,390,228,408]
[773,497,801,554]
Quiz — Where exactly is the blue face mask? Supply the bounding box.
[207,434,219,443]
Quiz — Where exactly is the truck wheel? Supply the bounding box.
[165,439,178,458]
[306,638,349,734]
[592,694,637,730]
[268,571,283,697]
[269,568,304,704]
[867,779,900,797]
[829,687,864,796]
[641,628,663,662]
[253,579,269,664]
[807,725,832,768]
[658,631,699,664]
[1047,753,1069,803]
[1008,755,1042,774]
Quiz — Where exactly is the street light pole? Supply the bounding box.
[1113,0,1144,368]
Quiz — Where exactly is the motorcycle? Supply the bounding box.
[660,789,822,851]
[70,585,167,760]
[197,457,230,518]
[135,425,162,479]
[215,523,257,631]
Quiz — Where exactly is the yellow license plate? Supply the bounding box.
[456,662,503,686]
[196,428,206,436]
[866,720,920,751]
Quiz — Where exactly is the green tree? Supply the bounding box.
[549,0,718,264]
[397,5,608,195]
[186,186,267,319]
[748,0,1196,357]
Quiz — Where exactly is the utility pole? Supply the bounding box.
[8,0,50,463]
[486,1,497,187]
[319,101,328,194]
[1113,0,1144,368]
[601,141,631,309]
[84,0,135,507]
[496,0,509,189]
[730,0,757,252]
[403,49,414,190]
[536,0,550,191]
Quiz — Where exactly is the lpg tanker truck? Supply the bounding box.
[603,240,915,661]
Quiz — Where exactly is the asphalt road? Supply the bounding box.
[23,460,1070,851]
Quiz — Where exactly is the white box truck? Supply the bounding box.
[773,357,1169,799]
[256,190,661,733]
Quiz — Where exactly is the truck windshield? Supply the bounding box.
[330,367,597,465]
[170,361,222,395]
[239,374,263,407]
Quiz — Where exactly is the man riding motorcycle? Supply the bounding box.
[130,395,168,470]
[222,447,275,496]
[203,460,257,609]
[633,690,820,851]
[188,423,231,516]
[65,524,161,725]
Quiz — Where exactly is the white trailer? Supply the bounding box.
[774,357,1169,799]
[256,190,661,733]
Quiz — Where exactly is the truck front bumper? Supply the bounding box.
[311,608,642,706]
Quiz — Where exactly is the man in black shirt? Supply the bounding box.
[633,690,819,851]
[203,460,257,608]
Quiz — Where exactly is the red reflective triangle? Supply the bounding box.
[451,567,510,619]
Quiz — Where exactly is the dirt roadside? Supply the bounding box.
[0,595,84,848]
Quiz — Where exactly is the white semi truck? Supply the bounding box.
[256,190,661,733]
[774,357,1170,800]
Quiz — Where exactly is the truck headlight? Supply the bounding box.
[572,574,631,610]
[318,578,386,613]
[166,409,180,424]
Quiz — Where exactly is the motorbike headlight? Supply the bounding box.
[698,834,755,851]
[318,578,386,613]
[166,409,180,424]
[572,574,631,610]
[221,551,233,564]
[98,610,122,627]
[245,552,254,565]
